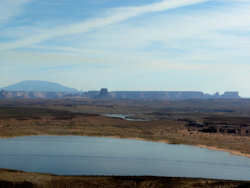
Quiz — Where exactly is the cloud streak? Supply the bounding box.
[0,0,208,50]
[0,0,32,25]
[2,0,250,96]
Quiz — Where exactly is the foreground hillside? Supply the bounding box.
[0,169,249,188]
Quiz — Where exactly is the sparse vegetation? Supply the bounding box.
[0,99,250,156]
[0,169,249,188]
[1,98,250,187]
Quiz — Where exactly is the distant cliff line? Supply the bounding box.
[90,89,240,100]
[0,89,240,100]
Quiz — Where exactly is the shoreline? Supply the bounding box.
[1,133,250,159]
[0,169,249,188]
[197,144,250,158]
[115,137,250,159]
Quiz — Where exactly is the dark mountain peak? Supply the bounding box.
[2,80,78,93]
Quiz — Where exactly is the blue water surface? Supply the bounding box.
[0,136,250,180]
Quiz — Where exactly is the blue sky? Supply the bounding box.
[1,0,250,96]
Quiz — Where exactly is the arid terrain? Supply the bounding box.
[0,98,250,156]
[0,98,250,187]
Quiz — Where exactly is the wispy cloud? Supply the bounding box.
[1,0,250,96]
[0,0,208,50]
[0,0,32,25]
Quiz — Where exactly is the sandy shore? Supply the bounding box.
[116,137,250,158]
[84,135,250,158]
[197,144,250,158]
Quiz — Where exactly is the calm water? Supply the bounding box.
[0,136,250,180]
[103,114,148,121]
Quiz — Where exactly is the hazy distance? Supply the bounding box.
[1,0,250,96]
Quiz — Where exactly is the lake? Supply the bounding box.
[0,136,250,180]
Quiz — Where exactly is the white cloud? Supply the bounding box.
[69,1,250,60]
[2,0,250,95]
[0,0,208,50]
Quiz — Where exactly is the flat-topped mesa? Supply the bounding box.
[222,91,240,98]
[88,89,241,100]
[0,87,241,100]
[110,91,204,100]
[0,90,4,99]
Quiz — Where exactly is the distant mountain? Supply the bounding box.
[2,80,78,93]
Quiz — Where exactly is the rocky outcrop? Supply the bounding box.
[185,117,250,136]
[0,91,67,99]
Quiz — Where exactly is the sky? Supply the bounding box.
[1,0,250,96]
